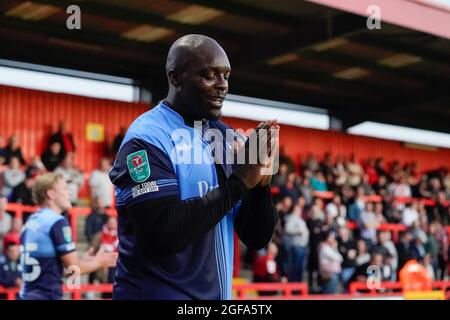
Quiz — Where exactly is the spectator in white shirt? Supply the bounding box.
[2,157,25,198]
[388,175,412,198]
[284,202,309,282]
[325,194,346,219]
[346,154,363,187]
[401,202,420,227]
[0,195,12,252]
[325,194,347,227]
[358,202,380,245]
[89,158,113,208]
[54,152,84,205]
[422,253,435,280]
[318,231,343,294]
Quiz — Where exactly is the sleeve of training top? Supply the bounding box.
[49,218,76,256]
[234,184,278,250]
[109,138,249,258]
[109,138,180,207]
[127,172,248,258]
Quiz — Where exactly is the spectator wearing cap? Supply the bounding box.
[10,167,38,205]
[0,233,21,288]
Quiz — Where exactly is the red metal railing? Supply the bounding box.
[6,204,117,244]
[349,280,450,295]
[0,283,309,300]
[0,287,19,300]
[2,281,450,300]
[233,282,308,300]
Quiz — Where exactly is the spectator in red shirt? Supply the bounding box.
[364,158,379,185]
[99,216,118,254]
[253,242,281,296]
[98,216,118,286]
[89,215,118,298]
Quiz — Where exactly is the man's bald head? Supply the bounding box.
[164,34,231,120]
[165,34,227,76]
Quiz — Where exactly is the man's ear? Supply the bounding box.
[168,69,183,89]
[46,188,56,201]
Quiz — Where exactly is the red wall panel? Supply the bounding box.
[0,84,449,174]
[0,85,148,172]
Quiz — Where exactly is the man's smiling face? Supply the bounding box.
[178,44,231,120]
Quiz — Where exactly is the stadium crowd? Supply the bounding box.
[0,122,121,292]
[1,123,450,296]
[251,149,450,294]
